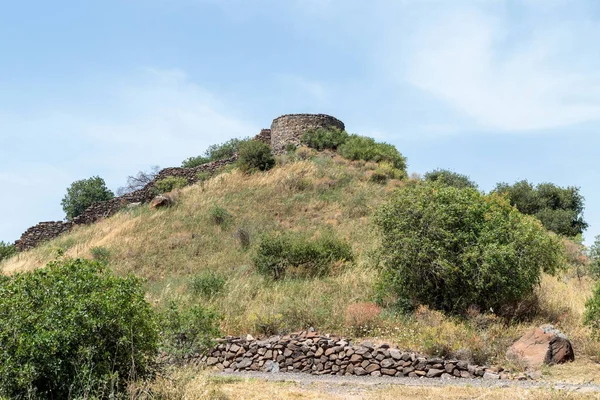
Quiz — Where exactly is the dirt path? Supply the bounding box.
[215,371,600,396]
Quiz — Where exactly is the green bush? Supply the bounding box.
[237,140,275,174]
[209,205,233,226]
[585,282,600,341]
[196,171,211,182]
[190,271,226,298]
[0,258,158,399]
[494,180,588,237]
[370,162,405,184]
[374,182,565,315]
[182,138,246,168]
[589,235,600,278]
[159,302,221,362]
[253,231,353,280]
[424,169,478,189]
[90,246,111,264]
[338,135,407,172]
[155,176,188,193]
[0,241,16,263]
[61,176,114,220]
[301,127,349,151]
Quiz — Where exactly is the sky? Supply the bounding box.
[1,0,599,245]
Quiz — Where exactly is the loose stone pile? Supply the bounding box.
[204,331,520,380]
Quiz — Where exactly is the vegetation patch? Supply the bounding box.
[237,140,275,174]
[155,176,188,194]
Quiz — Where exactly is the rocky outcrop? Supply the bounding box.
[270,114,345,155]
[507,325,575,368]
[150,195,173,209]
[201,331,522,380]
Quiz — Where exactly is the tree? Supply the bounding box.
[374,182,564,314]
[61,176,114,220]
[494,180,588,237]
[0,258,158,398]
[0,241,16,263]
[424,169,478,189]
[237,140,275,174]
[116,165,160,196]
[182,138,247,168]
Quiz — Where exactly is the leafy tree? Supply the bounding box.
[494,180,587,237]
[424,169,478,189]
[589,235,600,278]
[0,258,158,399]
[237,140,275,174]
[117,165,160,196]
[0,241,16,262]
[374,182,564,314]
[182,138,247,168]
[61,176,114,220]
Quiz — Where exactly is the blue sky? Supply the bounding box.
[1,0,599,245]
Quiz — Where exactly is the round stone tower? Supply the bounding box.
[270,114,345,154]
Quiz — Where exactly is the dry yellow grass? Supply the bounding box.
[136,369,599,400]
[2,154,599,370]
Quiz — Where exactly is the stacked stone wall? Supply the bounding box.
[270,114,345,154]
[254,129,271,144]
[15,221,74,252]
[203,331,517,380]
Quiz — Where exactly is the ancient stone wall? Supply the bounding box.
[15,221,74,252]
[202,331,518,380]
[15,156,238,251]
[254,129,272,144]
[270,114,345,154]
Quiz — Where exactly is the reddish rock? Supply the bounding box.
[150,195,173,209]
[508,325,574,368]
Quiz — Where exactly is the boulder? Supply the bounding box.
[508,325,575,368]
[149,195,173,209]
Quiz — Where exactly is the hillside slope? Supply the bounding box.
[1,151,598,376]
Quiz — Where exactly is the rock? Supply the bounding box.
[389,349,402,360]
[149,195,173,209]
[381,368,396,376]
[441,373,454,379]
[426,369,444,378]
[365,364,380,373]
[380,359,395,369]
[206,357,219,366]
[354,367,367,376]
[236,358,253,369]
[507,325,575,368]
[483,371,500,380]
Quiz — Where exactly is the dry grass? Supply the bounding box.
[2,154,599,371]
[134,369,599,400]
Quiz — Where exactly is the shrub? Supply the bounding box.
[234,227,251,249]
[0,241,16,263]
[301,127,349,151]
[295,146,314,160]
[369,170,389,184]
[155,176,188,194]
[494,180,588,237]
[237,140,275,174]
[374,182,565,314]
[190,271,226,298]
[182,138,246,168]
[338,135,407,172]
[424,169,478,189]
[90,246,111,264]
[196,171,211,182]
[253,231,353,279]
[61,176,114,220]
[585,282,600,342]
[159,302,221,362]
[589,235,600,278]
[344,303,382,336]
[209,205,233,226]
[0,258,158,399]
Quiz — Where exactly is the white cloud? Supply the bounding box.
[396,4,600,131]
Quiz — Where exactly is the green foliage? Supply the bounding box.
[182,138,246,168]
[209,205,233,226]
[584,282,600,342]
[253,231,353,280]
[0,258,158,399]
[424,169,478,189]
[0,241,16,263]
[301,127,349,151]
[190,271,226,298]
[370,162,405,184]
[338,135,407,172]
[374,182,565,315]
[237,140,275,174]
[155,176,188,193]
[494,180,588,237]
[90,246,111,264]
[589,235,600,278]
[196,171,211,182]
[61,176,114,220]
[159,302,221,362]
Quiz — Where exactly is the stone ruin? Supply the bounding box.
[14,114,345,252]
